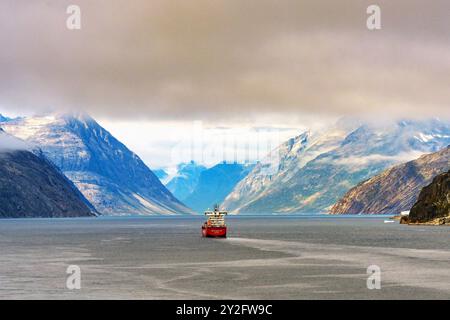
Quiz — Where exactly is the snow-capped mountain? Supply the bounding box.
[222,118,450,214]
[166,161,207,201]
[1,113,192,215]
[183,162,254,213]
[0,114,10,122]
[0,128,95,218]
[222,118,359,213]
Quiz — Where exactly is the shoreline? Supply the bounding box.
[399,215,450,226]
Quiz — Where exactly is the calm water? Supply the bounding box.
[0,215,449,299]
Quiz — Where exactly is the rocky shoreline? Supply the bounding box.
[399,170,449,226]
[399,215,450,226]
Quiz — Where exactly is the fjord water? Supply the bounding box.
[0,215,449,299]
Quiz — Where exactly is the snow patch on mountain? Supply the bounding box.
[222,118,450,214]
[1,113,192,215]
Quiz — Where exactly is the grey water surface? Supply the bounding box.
[0,215,449,299]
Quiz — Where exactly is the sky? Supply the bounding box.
[96,119,306,170]
[0,0,449,168]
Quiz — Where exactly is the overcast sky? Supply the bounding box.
[1,0,449,167]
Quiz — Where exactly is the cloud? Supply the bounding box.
[101,119,300,167]
[332,151,426,167]
[0,0,449,122]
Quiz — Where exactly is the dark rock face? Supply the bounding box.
[409,170,450,224]
[330,146,449,214]
[0,150,95,218]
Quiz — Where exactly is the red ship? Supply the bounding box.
[202,205,227,238]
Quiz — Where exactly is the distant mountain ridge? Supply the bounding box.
[166,162,207,201]
[1,113,191,215]
[184,162,254,213]
[0,129,95,218]
[0,114,10,122]
[153,169,168,181]
[330,146,450,214]
[222,118,450,214]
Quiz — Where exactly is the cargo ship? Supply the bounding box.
[202,205,227,238]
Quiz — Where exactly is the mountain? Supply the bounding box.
[407,170,450,224]
[0,114,191,215]
[166,162,207,201]
[0,114,10,122]
[222,118,450,214]
[153,169,168,181]
[222,119,361,213]
[0,114,20,123]
[0,129,95,218]
[330,146,450,214]
[184,162,254,212]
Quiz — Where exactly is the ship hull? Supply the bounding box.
[202,226,227,238]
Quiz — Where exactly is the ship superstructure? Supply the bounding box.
[202,205,227,238]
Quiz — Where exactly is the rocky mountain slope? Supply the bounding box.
[184,163,254,212]
[222,119,450,213]
[0,129,95,218]
[408,170,450,224]
[1,114,191,215]
[330,146,450,214]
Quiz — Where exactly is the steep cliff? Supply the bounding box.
[408,170,449,224]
